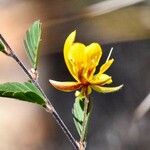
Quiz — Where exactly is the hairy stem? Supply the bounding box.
[0,34,79,150]
[79,88,90,150]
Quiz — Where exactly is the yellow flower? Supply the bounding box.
[49,31,123,95]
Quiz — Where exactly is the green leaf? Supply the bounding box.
[24,20,42,69]
[0,41,6,53]
[72,96,92,140]
[0,82,45,105]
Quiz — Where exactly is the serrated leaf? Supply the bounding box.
[0,82,45,105]
[24,20,42,69]
[72,96,92,140]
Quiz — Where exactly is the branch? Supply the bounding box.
[79,88,90,150]
[0,34,79,150]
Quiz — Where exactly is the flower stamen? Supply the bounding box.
[106,47,113,62]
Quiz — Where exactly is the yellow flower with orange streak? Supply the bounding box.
[49,31,123,95]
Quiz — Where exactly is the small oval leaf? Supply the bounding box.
[24,20,42,69]
[0,82,45,105]
[72,96,92,140]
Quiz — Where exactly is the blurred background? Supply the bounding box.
[0,0,150,149]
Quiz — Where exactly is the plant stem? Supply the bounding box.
[0,34,79,150]
[79,88,90,150]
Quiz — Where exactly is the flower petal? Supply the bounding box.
[64,31,76,58]
[68,43,86,82]
[85,43,102,66]
[49,79,82,92]
[69,43,86,68]
[91,84,123,93]
[91,74,112,85]
[99,58,114,74]
[64,31,79,81]
[84,43,102,80]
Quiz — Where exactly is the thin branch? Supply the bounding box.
[79,88,90,150]
[0,34,79,150]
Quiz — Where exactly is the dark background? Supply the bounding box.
[43,39,150,150]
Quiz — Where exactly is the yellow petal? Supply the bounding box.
[85,43,102,66]
[68,43,86,68]
[99,58,114,74]
[84,43,102,80]
[91,84,123,93]
[49,79,82,92]
[91,74,112,85]
[64,31,79,81]
[64,31,76,58]
[68,42,87,82]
